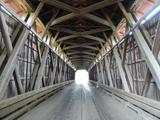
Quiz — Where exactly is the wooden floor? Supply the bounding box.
[18,83,143,120]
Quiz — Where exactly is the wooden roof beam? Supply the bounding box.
[57,35,105,43]
[67,51,97,56]
[40,0,79,13]
[51,13,78,26]
[70,56,94,60]
[41,0,121,14]
[64,42,100,46]
[51,13,111,27]
[70,59,93,62]
[84,14,111,27]
[80,0,122,14]
[63,45,99,51]
[51,27,110,35]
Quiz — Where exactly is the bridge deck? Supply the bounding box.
[19,83,140,120]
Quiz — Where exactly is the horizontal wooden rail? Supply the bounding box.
[90,80,160,118]
[0,81,73,119]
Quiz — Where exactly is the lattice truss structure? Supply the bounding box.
[0,0,160,102]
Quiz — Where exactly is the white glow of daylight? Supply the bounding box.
[0,6,12,16]
[129,31,133,36]
[75,69,89,85]
[141,5,160,25]
[140,19,146,25]
[146,5,160,20]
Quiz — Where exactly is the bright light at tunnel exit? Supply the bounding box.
[75,69,89,85]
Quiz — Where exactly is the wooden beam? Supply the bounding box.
[43,9,60,36]
[0,11,24,94]
[64,42,99,46]
[29,2,44,25]
[57,34,105,43]
[118,2,160,89]
[113,48,130,92]
[41,0,79,13]
[42,0,120,14]
[142,20,160,95]
[82,35,105,43]
[34,47,49,89]
[80,27,110,35]
[51,13,111,27]
[67,51,97,56]
[51,27,110,35]
[70,59,93,62]
[103,32,112,47]
[50,32,59,45]
[72,61,90,63]
[51,13,78,26]
[84,14,111,27]
[103,13,121,40]
[80,0,121,14]
[63,45,99,51]
[70,56,94,59]
[0,1,43,98]
[56,35,78,42]
[50,27,77,34]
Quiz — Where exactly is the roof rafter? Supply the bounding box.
[84,14,111,27]
[51,13,78,26]
[42,0,121,15]
[41,0,121,27]
[70,55,94,60]
[67,51,97,56]
[51,27,110,35]
[64,42,100,46]
[57,35,105,43]
[63,45,99,51]
[40,0,79,13]
[70,59,93,62]
[51,13,111,27]
[80,0,122,14]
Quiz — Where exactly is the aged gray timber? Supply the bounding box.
[18,83,158,120]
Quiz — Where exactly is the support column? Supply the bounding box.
[52,55,58,84]
[34,47,49,89]
[29,37,45,90]
[99,61,105,85]
[62,64,67,82]
[11,23,22,42]
[96,64,101,86]
[58,61,63,83]
[113,48,130,92]
[104,56,113,87]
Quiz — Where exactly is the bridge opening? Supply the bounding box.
[75,69,89,85]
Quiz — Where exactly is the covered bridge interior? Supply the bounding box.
[0,0,160,120]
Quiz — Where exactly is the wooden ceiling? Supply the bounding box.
[28,0,135,69]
